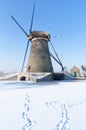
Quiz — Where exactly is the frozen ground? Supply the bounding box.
[0,80,86,130]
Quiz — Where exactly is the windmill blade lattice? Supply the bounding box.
[21,40,30,72]
[11,16,29,37]
[49,40,64,71]
[21,2,36,72]
[29,2,35,33]
[11,2,36,72]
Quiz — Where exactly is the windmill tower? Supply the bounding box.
[26,31,53,73]
[11,3,64,81]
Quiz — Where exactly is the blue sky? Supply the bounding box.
[0,0,86,72]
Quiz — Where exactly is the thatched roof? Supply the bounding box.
[29,31,50,41]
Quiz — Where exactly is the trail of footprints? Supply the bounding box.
[22,93,86,130]
[45,101,70,130]
[22,93,37,130]
[46,99,86,130]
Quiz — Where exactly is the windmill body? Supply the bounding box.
[26,31,53,73]
[11,3,66,82]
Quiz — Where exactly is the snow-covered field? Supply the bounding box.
[0,80,86,130]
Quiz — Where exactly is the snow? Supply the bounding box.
[0,80,86,130]
[0,73,18,80]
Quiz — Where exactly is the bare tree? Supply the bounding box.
[81,65,86,77]
[81,65,86,71]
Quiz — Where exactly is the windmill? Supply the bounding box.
[11,2,64,81]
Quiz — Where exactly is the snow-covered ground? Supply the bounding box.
[0,80,86,130]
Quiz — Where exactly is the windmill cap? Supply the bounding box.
[29,31,50,41]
